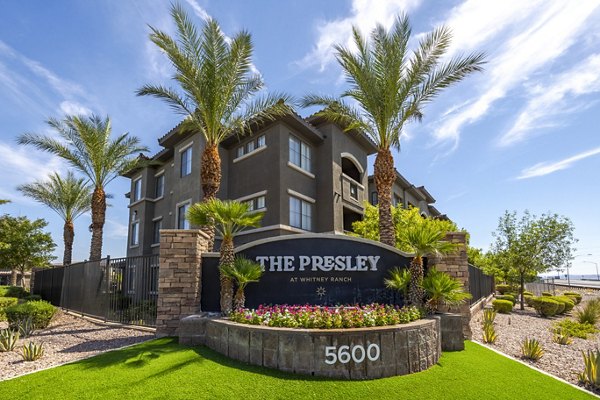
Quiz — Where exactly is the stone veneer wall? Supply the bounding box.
[429,232,471,339]
[180,316,441,380]
[156,229,209,337]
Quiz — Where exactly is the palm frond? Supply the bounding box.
[398,224,457,257]
[186,199,264,240]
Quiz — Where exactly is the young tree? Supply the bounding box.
[302,14,484,246]
[186,199,263,315]
[490,210,576,310]
[19,115,147,260]
[221,256,263,310]
[18,172,91,266]
[138,3,290,247]
[0,216,55,286]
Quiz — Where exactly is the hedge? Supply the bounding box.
[563,292,582,305]
[495,295,516,305]
[5,300,56,329]
[492,299,513,314]
[532,297,560,317]
[0,285,29,298]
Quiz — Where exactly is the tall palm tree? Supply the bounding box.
[399,224,456,307]
[18,115,147,261]
[187,199,263,315]
[302,14,485,246]
[18,172,91,266]
[137,3,290,247]
[221,256,263,310]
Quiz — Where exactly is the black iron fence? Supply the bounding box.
[468,264,495,304]
[32,254,159,327]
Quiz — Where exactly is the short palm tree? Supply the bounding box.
[18,172,91,265]
[422,268,471,313]
[302,14,484,247]
[138,3,290,247]
[399,224,457,307]
[18,115,148,260]
[186,199,264,315]
[384,267,411,299]
[221,256,263,310]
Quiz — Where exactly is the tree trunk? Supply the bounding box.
[89,186,106,261]
[219,237,234,315]
[10,269,18,286]
[234,286,246,310]
[520,273,525,310]
[200,144,222,251]
[63,219,75,266]
[374,149,396,247]
[408,256,425,308]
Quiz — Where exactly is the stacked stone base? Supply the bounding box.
[180,315,443,380]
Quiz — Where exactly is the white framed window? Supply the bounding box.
[133,177,142,202]
[257,135,265,147]
[181,147,192,177]
[245,195,266,211]
[130,221,139,246]
[177,201,191,229]
[155,174,164,198]
[152,219,162,244]
[289,135,311,173]
[235,135,266,160]
[289,196,312,231]
[371,191,378,205]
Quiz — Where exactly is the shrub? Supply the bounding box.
[532,297,560,317]
[541,291,552,297]
[551,296,575,313]
[554,319,598,339]
[495,295,516,305]
[522,291,534,297]
[482,323,497,344]
[21,342,44,362]
[576,299,600,325]
[0,297,18,308]
[520,338,544,361]
[0,286,29,298]
[524,295,535,307]
[482,309,496,325]
[579,350,600,388]
[24,294,42,302]
[496,284,510,294]
[0,329,19,352]
[492,299,513,314]
[563,292,582,305]
[5,300,56,330]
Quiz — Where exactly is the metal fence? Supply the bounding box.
[468,264,495,304]
[526,277,556,296]
[33,254,159,327]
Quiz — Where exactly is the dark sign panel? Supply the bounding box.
[201,234,415,311]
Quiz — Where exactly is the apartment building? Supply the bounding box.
[124,113,443,256]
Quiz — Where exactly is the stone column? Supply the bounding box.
[156,229,209,337]
[430,232,471,339]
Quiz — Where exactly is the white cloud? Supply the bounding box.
[500,54,600,146]
[517,145,600,179]
[59,100,92,116]
[184,0,210,21]
[433,1,600,145]
[298,0,421,71]
[105,218,129,239]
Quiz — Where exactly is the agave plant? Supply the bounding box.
[21,342,44,362]
[579,350,600,388]
[17,317,35,338]
[482,309,497,326]
[422,268,471,313]
[384,268,411,299]
[0,329,19,352]
[221,256,263,310]
[576,298,600,325]
[482,323,497,344]
[552,328,573,345]
[520,338,543,361]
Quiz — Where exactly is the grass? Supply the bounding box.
[0,339,593,400]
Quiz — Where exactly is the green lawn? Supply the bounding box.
[0,339,593,399]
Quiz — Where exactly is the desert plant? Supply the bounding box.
[532,297,559,317]
[495,284,510,295]
[495,294,516,305]
[17,316,36,338]
[576,298,600,325]
[579,350,600,388]
[421,268,471,312]
[0,329,19,352]
[482,309,497,326]
[554,319,597,339]
[492,299,513,314]
[221,256,264,310]
[563,291,582,305]
[520,338,544,361]
[482,323,498,344]
[552,328,573,345]
[6,300,56,329]
[384,268,411,299]
[21,342,44,361]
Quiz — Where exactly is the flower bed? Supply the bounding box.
[229,304,421,329]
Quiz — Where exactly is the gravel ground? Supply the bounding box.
[471,293,600,388]
[0,310,154,381]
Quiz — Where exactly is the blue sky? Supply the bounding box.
[0,0,599,275]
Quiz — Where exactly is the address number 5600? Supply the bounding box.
[324,344,380,365]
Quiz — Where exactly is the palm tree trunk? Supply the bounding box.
[374,148,396,247]
[63,220,74,266]
[89,186,106,261]
[234,286,246,310]
[408,256,425,307]
[219,237,234,315]
[201,144,221,250]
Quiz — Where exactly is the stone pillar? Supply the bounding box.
[430,232,471,339]
[156,229,209,337]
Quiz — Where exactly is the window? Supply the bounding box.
[257,135,265,148]
[245,195,266,211]
[236,135,266,159]
[289,136,311,172]
[290,196,312,231]
[181,146,192,177]
[371,191,378,205]
[131,221,139,246]
[350,183,358,200]
[155,174,164,198]
[152,219,162,244]
[393,194,402,207]
[133,178,142,202]
[177,202,190,229]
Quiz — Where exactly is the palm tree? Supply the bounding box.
[0,200,10,205]
[18,172,91,266]
[137,3,290,247]
[221,256,263,310]
[399,224,457,308]
[422,268,471,313]
[302,14,485,246]
[384,267,411,299]
[186,199,263,315]
[18,115,147,261]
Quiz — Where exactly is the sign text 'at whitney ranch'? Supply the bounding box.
[254,255,381,272]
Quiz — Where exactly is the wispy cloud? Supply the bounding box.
[517,145,600,179]
[105,218,129,239]
[297,0,421,72]
[59,100,92,116]
[433,1,600,146]
[500,54,600,146]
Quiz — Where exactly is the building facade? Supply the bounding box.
[125,113,443,256]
